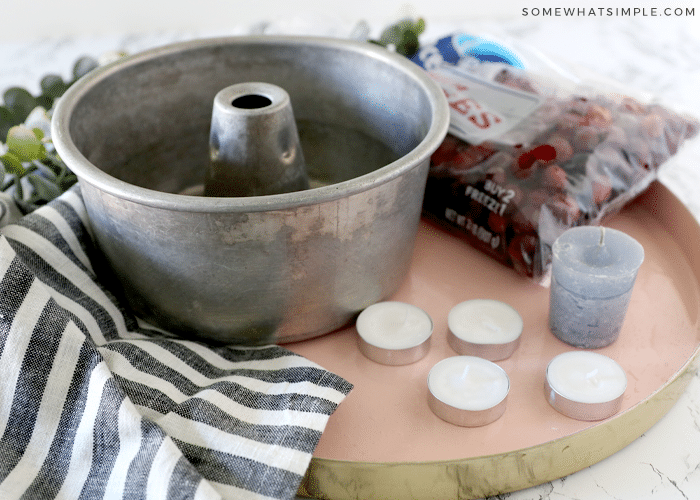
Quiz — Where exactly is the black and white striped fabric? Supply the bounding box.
[0,186,352,500]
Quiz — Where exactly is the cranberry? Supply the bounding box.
[627,137,653,170]
[591,176,613,206]
[641,113,665,138]
[585,104,613,129]
[527,188,549,207]
[546,193,581,225]
[512,205,540,232]
[449,143,497,173]
[558,112,586,132]
[431,135,460,166]
[516,150,536,170]
[488,212,507,233]
[572,126,601,152]
[542,164,568,190]
[605,125,627,146]
[531,144,557,163]
[508,234,539,277]
[567,97,589,115]
[504,184,524,205]
[482,151,515,172]
[485,166,507,184]
[621,96,646,114]
[547,135,573,163]
[513,164,536,179]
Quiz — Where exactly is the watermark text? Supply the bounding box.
[522,7,694,17]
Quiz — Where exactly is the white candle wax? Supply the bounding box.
[549,226,644,348]
[545,351,627,421]
[428,356,510,426]
[448,299,523,360]
[356,301,433,365]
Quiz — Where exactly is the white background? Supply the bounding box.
[3,0,691,42]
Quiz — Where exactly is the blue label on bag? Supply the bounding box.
[410,33,524,70]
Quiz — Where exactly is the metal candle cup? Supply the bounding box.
[427,356,510,427]
[545,351,627,421]
[549,226,644,348]
[356,302,433,365]
[447,299,523,361]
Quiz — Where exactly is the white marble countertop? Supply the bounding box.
[2,12,699,500]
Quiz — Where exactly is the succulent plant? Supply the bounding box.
[369,17,426,57]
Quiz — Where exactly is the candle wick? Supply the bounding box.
[399,306,409,328]
[585,368,600,387]
[460,365,471,383]
[599,227,605,247]
[482,320,501,333]
[387,305,410,333]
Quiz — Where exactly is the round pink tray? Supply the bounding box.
[290,181,700,499]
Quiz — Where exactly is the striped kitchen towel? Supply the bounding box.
[0,185,352,500]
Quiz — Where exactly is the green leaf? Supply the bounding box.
[59,172,78,190]
[397,30,420,57]
[1,105,19,141]
[72,56,99,81]
[32,128,45,141]
[31,128,45,142]
[378,25,402,47]
[36,74,69,111]
[371,17,426,57]
[0,152,26,176]
[3,87,37,124]
[26,173,62,202]
[6,125,47,162]
[30,160,58,182]
[40,73,68,98]
[35,94,54,110]
[0,53,105,215]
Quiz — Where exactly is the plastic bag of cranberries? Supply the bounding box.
[411,33,699,283]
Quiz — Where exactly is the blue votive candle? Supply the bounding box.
[549,226,644,348]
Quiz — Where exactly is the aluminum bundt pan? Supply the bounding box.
[51,35,450,344]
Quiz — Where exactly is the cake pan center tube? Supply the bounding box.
[205,82,309,197]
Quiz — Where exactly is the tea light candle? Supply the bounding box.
[427,356,510,427]
[356,301,433,365]
[545,351,627,421]
[549,226,644,348]
[447,299,523,361]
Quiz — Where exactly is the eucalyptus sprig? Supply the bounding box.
[0,56,98,139]
[1,120,77,213]
[0,55,100,214]
[369,17,426,57]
